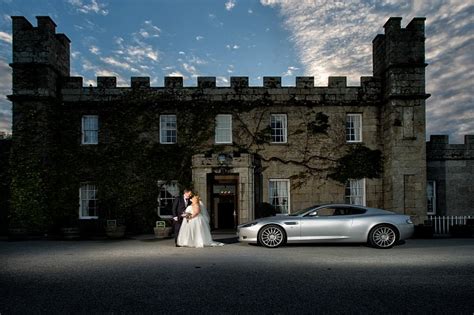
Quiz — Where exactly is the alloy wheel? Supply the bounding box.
[259,225,285,248]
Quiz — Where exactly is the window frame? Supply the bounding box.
[79,183,98,219]
[269,179,290,214]
[427,180,436,215]
[81,115,99,145]
[270,114,288,144]
[160,114,177,144]
[344,178,366,206]
[346,113,362,143]
[157,180,179,218]
[215,114,233,144]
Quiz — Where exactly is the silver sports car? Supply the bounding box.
[237,204,414,249]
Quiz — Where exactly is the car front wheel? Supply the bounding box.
[368,224,398,249]
[258,224,286,248]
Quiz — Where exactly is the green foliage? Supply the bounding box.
[0,139,11,234]
[9,170,48,231]
[255,125,272,144]
[308,112,330,135]
[329,145,383,183]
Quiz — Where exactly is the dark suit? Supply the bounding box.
[171,196,191,243]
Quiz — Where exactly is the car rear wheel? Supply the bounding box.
[258,224,286,248]
[368,224,398,249]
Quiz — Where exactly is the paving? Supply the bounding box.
[1,235,473,314]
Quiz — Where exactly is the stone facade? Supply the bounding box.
[427,135,474,216]
[7,16,430,233]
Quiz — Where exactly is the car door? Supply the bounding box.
[299,206,353,241]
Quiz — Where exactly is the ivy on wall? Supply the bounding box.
[329,144,383,183]
[8,91,384,234]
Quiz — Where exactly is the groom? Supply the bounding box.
[171,188,192,246]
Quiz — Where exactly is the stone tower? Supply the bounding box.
[373,17,429,222]
[8,16,70,230]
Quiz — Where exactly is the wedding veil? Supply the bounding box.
[199,201,210,224]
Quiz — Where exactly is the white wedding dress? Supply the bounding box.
[177,201,224,248]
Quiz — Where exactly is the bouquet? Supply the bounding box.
[185,213,192,222]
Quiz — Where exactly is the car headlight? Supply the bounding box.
[406,218,413,224]
[240,222,258,228]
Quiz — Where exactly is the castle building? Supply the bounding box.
[7,16,430,233]
[426,135,474,216]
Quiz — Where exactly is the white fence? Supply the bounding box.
[428,215,473,235]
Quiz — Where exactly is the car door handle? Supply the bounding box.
[284,222,298,225]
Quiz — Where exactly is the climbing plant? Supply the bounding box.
[329,144,383,183]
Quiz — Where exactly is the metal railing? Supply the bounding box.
[428,215,473,235]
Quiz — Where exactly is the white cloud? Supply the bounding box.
[217,76,229,86]
[89,45,100,55]
[178,51,185,55]
[100,56,134,71]
[68,0,109,15]
[248,9,253,14]
[71,51,81,59]
[189,56,207,65]
[183,63,198,77]
[196,36,204,41]
[0,31,12,44]
[168,71,186,79]
[117,36,160,63]
[282,66,299,77]
[226,44,240,50]
[139,20,161,38]
[225,0,236,11]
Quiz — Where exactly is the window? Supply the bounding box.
[158,181,179,217]
[269,179,290,214]
[427,180,436,215]
[79,183,98,219]
[160,115,177,144]
[270,114,287,143]
[82,115,98,144]
[345,179,366,206]
[215,114,232,144]
[308,206,367,217]
[346,114,362,142]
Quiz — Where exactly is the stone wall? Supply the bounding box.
[427,135,474,215]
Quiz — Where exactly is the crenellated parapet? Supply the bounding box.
[60,75,382,104]
[427,135,474,160]
[10,16,70,99]
[373,17,429,100]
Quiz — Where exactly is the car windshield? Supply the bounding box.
[288,205,322,216]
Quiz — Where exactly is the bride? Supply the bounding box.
[176,194,224,248]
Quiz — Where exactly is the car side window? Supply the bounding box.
[346,207,366,215]
[315,208,335,216]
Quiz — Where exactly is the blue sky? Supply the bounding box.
[0,0,472,143]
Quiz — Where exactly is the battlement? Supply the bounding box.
[427,135,474,160]
[63,75,377,89]
[373,17,427,100]
[11,16,71,51]
[60,75,382,104]
[11,15,70,89]
[382,17,425,35]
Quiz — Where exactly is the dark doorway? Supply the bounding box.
[208,174,239,230]
[217,195,235,229]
